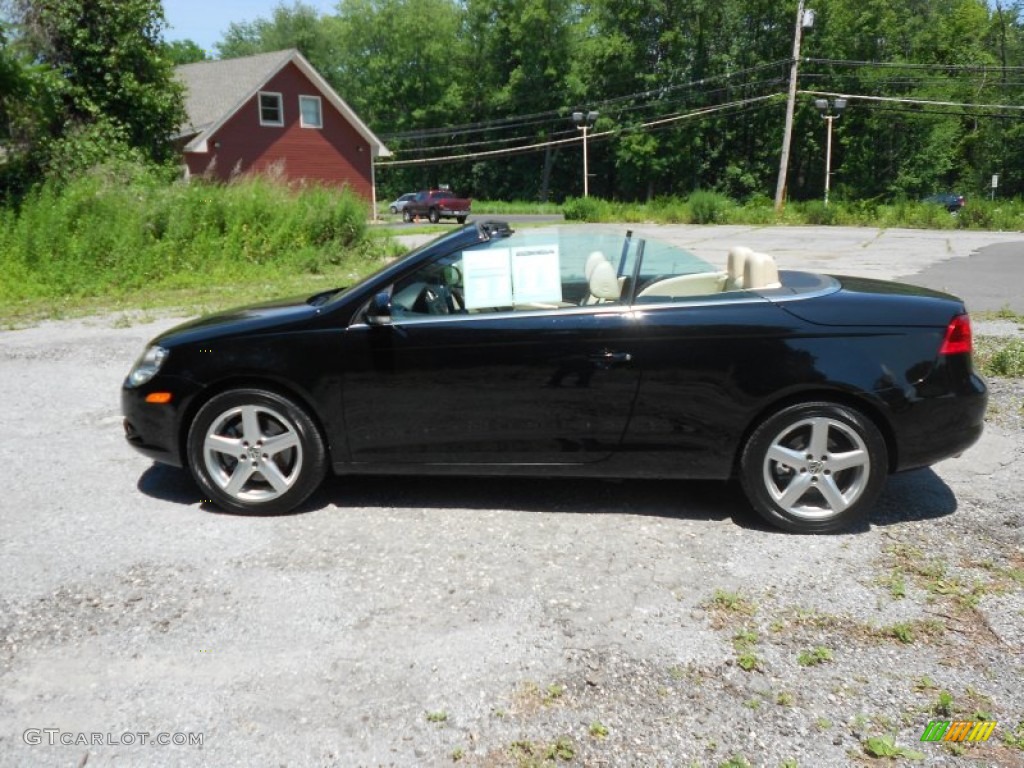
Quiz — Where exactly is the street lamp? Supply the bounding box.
[814,97,847,206]
[572,110,599,197]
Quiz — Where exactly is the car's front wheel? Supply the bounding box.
[739,402,887,533]
[428,208,440,224]
[403,208,413,223]
[186,388,327,515]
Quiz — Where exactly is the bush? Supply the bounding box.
[687,190,731,224]
[0,165,372,304]
[562,195,606,221]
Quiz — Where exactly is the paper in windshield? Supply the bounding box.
[511,245,561,305]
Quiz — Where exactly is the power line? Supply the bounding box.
[377,94,785,168]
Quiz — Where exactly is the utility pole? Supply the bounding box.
[774,0,807,212]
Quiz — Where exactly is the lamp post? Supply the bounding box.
[572,110,599,197]
[814,97,846,206]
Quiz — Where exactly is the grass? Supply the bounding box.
[562,193,1024,230]
[862,734,925,760]
[0,165,391,323]
[796,646,834,667]
[975,337,1024,378]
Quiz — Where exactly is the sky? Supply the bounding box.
[161,0,338,55]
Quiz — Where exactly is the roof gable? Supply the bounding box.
[174,49,390,158]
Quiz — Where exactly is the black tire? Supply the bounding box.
[186,388,327,515]
[389,205,398,214]
[456,216,467,224]
[403,208,413,223]
[739,401,887,534]
[428,208,440,224]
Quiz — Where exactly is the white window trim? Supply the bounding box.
[299,95,323,129]
[258,91,284,127]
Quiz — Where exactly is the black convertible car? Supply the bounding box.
[122,222,985,533]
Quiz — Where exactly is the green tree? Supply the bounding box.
[164,38,208,65]
[216,1,339,75]
[3,0,185,174]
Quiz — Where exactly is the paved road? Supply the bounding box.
[900,240,1024,313]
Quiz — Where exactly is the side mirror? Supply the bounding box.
[365,291,393,326]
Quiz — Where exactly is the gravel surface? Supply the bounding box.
[1,228,1022,768]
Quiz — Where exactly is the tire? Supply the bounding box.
[428,208,440,224]
[739,401,887,533]
[389,205,398,214]
[456,216,467,224]
[187,388,327,515]
[403,208,413,223]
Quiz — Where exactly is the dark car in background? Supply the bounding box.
[924,192,966,213]
[122,222,986,534]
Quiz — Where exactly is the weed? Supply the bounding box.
[780,760,799,768]
[508,737,575,765]
[708,589,757,615]
[880,569,906,599]
[737,652,761,671]
[717,756,752,768]
[816,717,833,730]
[589,721,609,739]
[451,746,465,761]
[933,690,955,717]
[796,647,833,666]
[744,697,761,709]
[546,684,565,701]
[884,623,915,644]
[426,710,448,723]
[776,691,795,707]
[977,338,1024,378]
[913,675,938,692]
[862,734,925,760]
[1003,720,1024,750]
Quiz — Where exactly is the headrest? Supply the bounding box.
[585,251,608,281]
[589,259,621,301]
[727,246,753,280]
[743,251,781,290]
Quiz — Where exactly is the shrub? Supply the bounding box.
[687,190,731,224]
[0,165,372,304]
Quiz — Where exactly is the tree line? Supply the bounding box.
[3,0,1024,205]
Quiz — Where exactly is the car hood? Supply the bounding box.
[154,294,326,347]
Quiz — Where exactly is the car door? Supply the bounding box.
[339,232,643,465]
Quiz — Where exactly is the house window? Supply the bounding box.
[299,95,323,128]
[258,92,283,126]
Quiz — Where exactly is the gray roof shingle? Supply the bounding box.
[175,49,296,136]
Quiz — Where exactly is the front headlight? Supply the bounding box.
[127,345,169,387]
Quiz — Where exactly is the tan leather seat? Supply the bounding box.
[727,246,753,290]
[588,259,621,302]
[743,251,781,290]
[636,271,727,299]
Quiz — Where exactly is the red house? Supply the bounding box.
[174,49,390,207]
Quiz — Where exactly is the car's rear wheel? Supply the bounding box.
[428,208,440,224]
[740,402,887,533]
[456,216,467,224]
[389,205,398,214]
[187,388,326,515]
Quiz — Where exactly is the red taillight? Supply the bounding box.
[939,314,972,356]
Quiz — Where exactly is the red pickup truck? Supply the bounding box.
[402,189,471,224]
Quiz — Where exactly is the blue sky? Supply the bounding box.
[162,1,338,54]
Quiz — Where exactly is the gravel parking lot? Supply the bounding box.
[1,226,1022,767]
